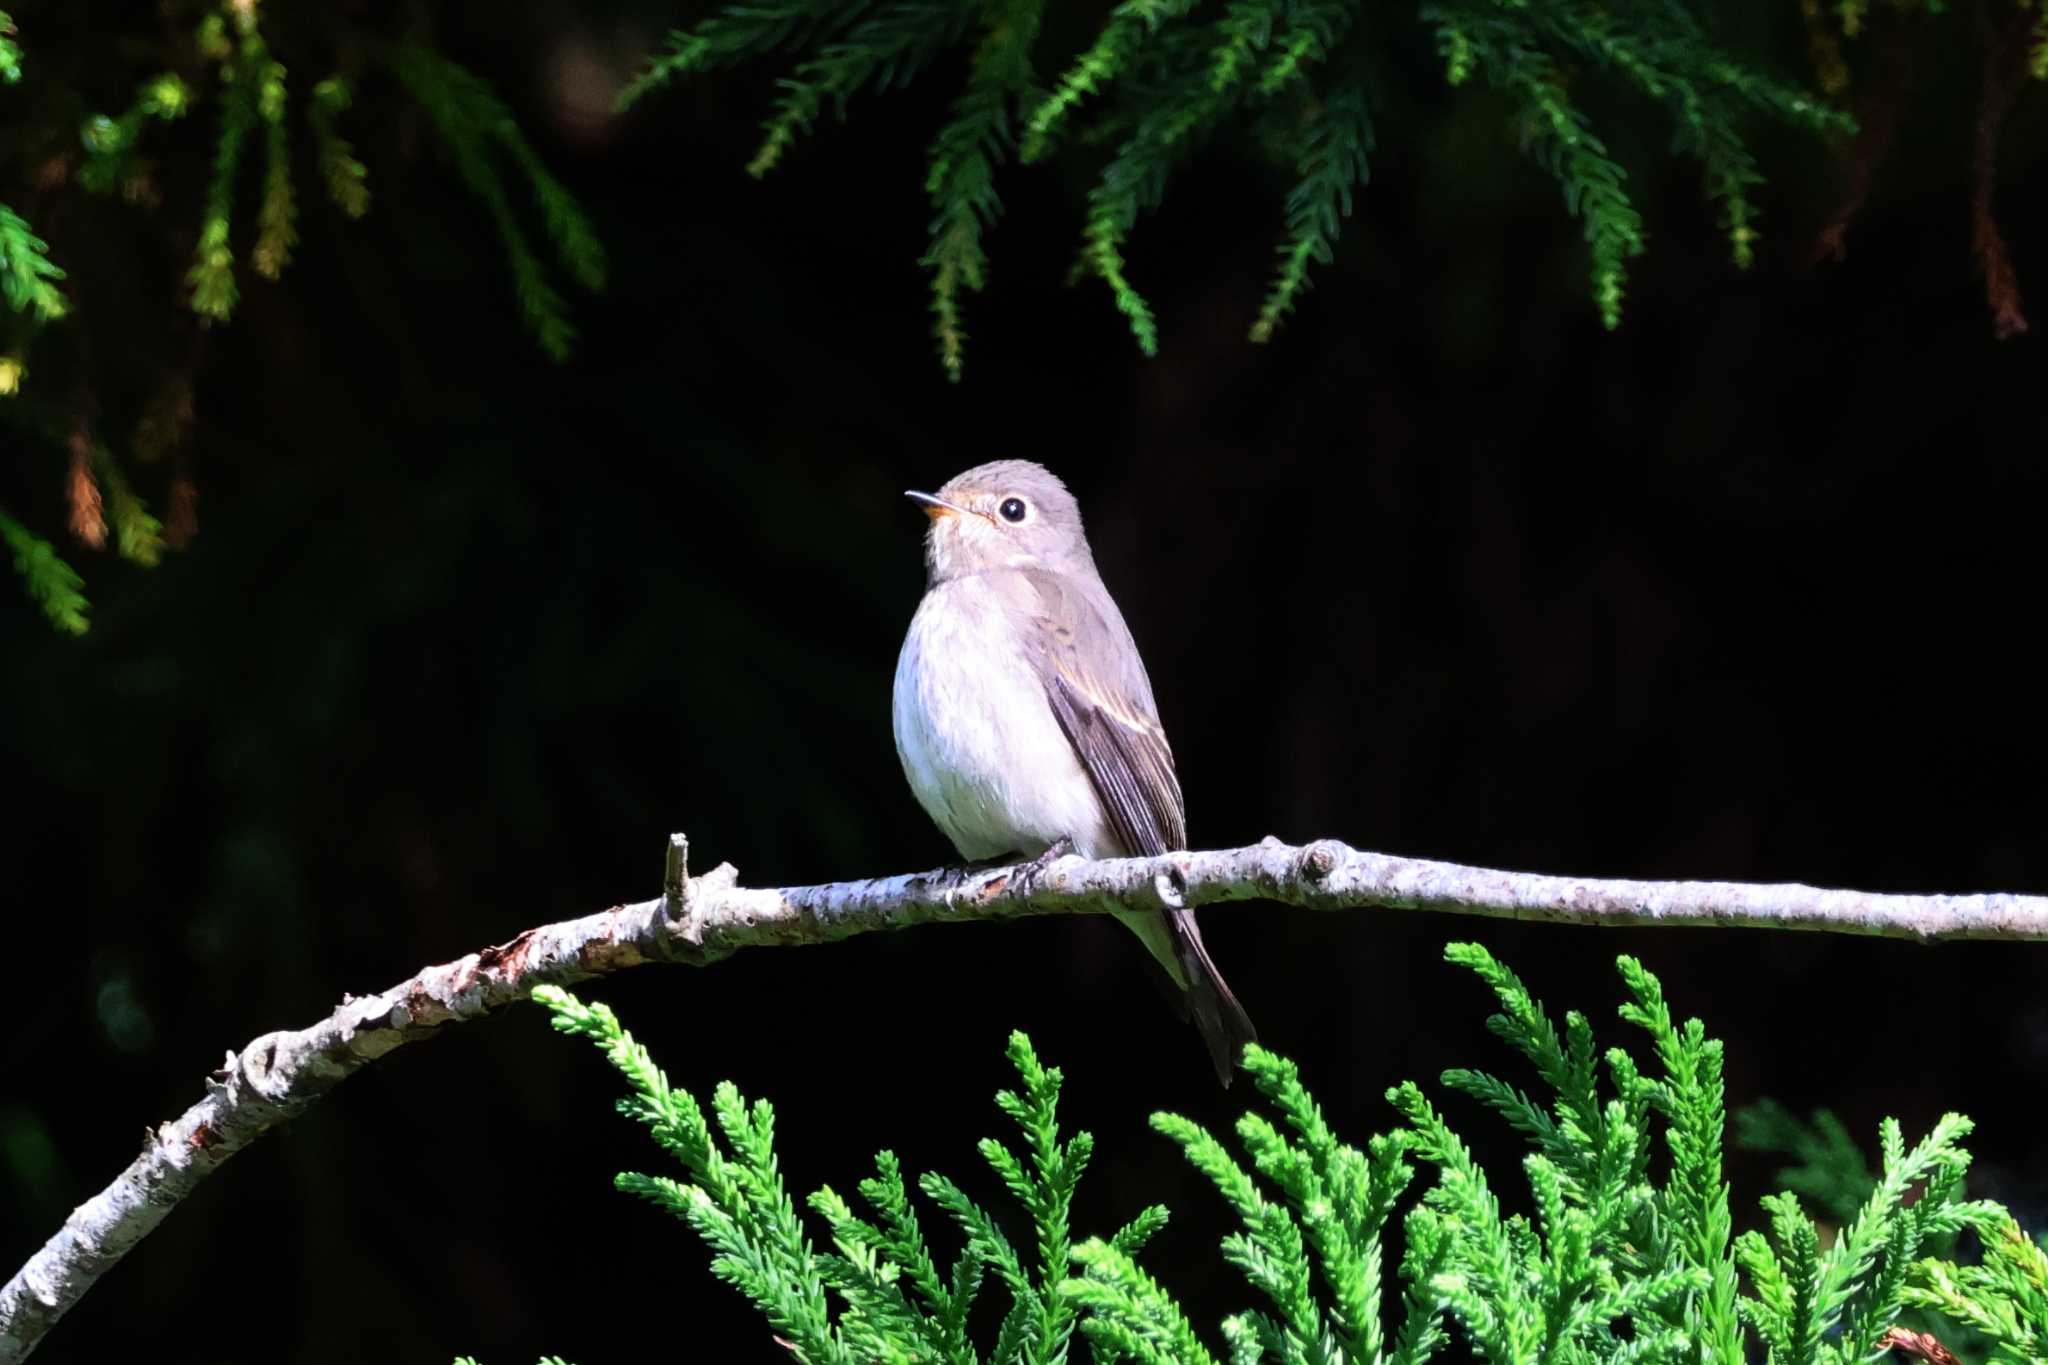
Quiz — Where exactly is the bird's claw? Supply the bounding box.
[1017,835,1077,891]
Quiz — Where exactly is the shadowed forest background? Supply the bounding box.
[2,1,2046,1360]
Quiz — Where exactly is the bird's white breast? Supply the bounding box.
[892,577,1114,861]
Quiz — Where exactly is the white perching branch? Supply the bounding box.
[4,833,2046,1361]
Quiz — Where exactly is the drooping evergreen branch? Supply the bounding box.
[749,0,985,178]
[1250,79,1372,344]
[614,0,856,111]
[1427,10,1647,328]
[186,15,266,321]
[924,0,1044,380]
[6,833,2048,1361]
[1021,0,1195,158]
[88,444,167,569]
[628,0,1864,370]
[0,507,88,634]
[387,44,607,362]
[307,77,370,218]
[252,55,297,279]
[1,8,606,633]
[1071,17,1251,354]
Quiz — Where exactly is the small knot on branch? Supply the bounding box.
[672,856,741,963]
[237,1032,292,1101]
[1300,841,1343,881]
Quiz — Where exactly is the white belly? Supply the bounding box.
[892,579,1117,860]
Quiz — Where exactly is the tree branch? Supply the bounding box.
[3,833,2044,1360]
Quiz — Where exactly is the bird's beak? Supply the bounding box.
[906,490,969,521]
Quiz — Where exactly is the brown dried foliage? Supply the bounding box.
[164,474,199,550]
[66,431,106,549]
[1810,23,1915,266]
[1971,7,2032,339]
[1810,2,2036,340]
[1876,1326,1964,1365]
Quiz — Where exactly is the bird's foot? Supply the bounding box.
[930,839,1076,897]
[926,851,1025,896]
[1015,835,1077,892]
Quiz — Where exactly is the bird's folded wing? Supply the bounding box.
[1022,569,1186,858]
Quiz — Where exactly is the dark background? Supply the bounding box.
[3,3,2045,1361]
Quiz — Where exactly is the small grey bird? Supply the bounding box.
[892,459,1256,1084]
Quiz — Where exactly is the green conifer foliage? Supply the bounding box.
[0,11,21,87]
[0,509,88,635]
[533,950,2047,1365]
[626,0,1859,373]
[0,205,64,322]
[1735,1099,1876,1227]
[77,75,192,196]
[1905,1212,2048,1365]
[0,6,603,632]
[537,989,1142,1365]
[387,44,607,363]
[307,78,370,218]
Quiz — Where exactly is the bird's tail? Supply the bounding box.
[1170,911,1258,1085]
[1113,908,1257,1085]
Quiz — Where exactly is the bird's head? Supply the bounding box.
[907,460,1093,585]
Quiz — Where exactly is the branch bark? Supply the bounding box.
[4,833,2045,1360]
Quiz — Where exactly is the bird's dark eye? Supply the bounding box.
[999,497,1028,523]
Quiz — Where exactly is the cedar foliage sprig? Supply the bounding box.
[87,442,168,570]
[532,952,2041,1365]
[626,0,1854,372]
[0,509,88,635]
[1072,1045,1438,1365]
[536,989,1141,1365]
[1734,1098,1875,1226]
[1060,944,2022,1365]
[0,204,65,321]
[1904,1211,2048,1365]
[1732,1101,2048,1365]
